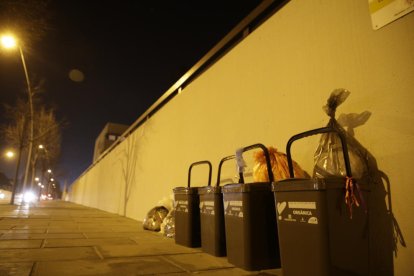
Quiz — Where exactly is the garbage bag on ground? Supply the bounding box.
[160,209,175,238]
[157,195,173,211]
[143,206,169,232]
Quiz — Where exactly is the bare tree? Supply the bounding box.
[29,106,62,189]
[1,97,63,193]
[2,99,28,149]
[1,98,29,200]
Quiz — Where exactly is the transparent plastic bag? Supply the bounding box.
[143,206,169,232]
[313,89,368,179]
[253,146,309,182]
[161,209,175,238]
[313,126,367,179]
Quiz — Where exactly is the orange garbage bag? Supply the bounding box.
[253,146,309,182]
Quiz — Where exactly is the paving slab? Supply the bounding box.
[129,234,169,243]
[0,201,284,275]
[33,257,186,275]
[0,233,86,240]
[76,227,114,233]
[0,262,33,276]
[0,247,100,262]
[83,232,143,239]
[10,225,49,230]
[46,227,80,233]
[48,221,81,227]
[29,215,51,219]
[0,225,12,230]
[0,218,51,225]
[194,267,282,275]
[109,226,142,232]
[44,238,136,248]
[5,229,47,234]
[97,243,201,258]
[73,218,127,223]
[162,252,234,272]
[0,239,43,249]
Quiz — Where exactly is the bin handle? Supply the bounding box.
[286,120,352,178]
[238,143,274,183]
[188,160,212,188]
[216,155,235,187]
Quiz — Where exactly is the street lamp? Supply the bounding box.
[5,150,15,159]
[1,33,35,204]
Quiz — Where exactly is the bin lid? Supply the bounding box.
[221,182,273,193]
[198,186,221,195]
[173,186,199,195]
[272,177,354,192]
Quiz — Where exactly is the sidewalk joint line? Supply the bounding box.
[93,245,105,260]
[158,255,192,274]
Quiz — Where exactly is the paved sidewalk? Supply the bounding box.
[0,200,282,275]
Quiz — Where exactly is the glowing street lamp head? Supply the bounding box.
[47,169,52,173]
[5,150,15,158]
[1,35,17,49]
[38,144,44,149]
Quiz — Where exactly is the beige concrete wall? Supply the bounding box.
[70,0,414,274]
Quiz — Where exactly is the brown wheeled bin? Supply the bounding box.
[198,156,234,256]
[222,143,281,271]
[273,124,369,276]
[174,160,212,248]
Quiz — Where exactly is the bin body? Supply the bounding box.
[273,178,369,276]
[173,187,201,247]
[222,182,280,271]
[198,186,226,256]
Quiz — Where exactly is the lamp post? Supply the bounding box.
[1,34,35,204]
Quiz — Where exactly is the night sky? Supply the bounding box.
[0,1,263,186]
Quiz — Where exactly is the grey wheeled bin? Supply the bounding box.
[273,124,369,276]
[198,155,234,257]
[174,160,212,248]
[222,143,281,271]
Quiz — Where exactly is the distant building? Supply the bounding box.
[93,122,129,162]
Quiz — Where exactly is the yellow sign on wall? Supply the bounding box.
[369,0,414,29]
